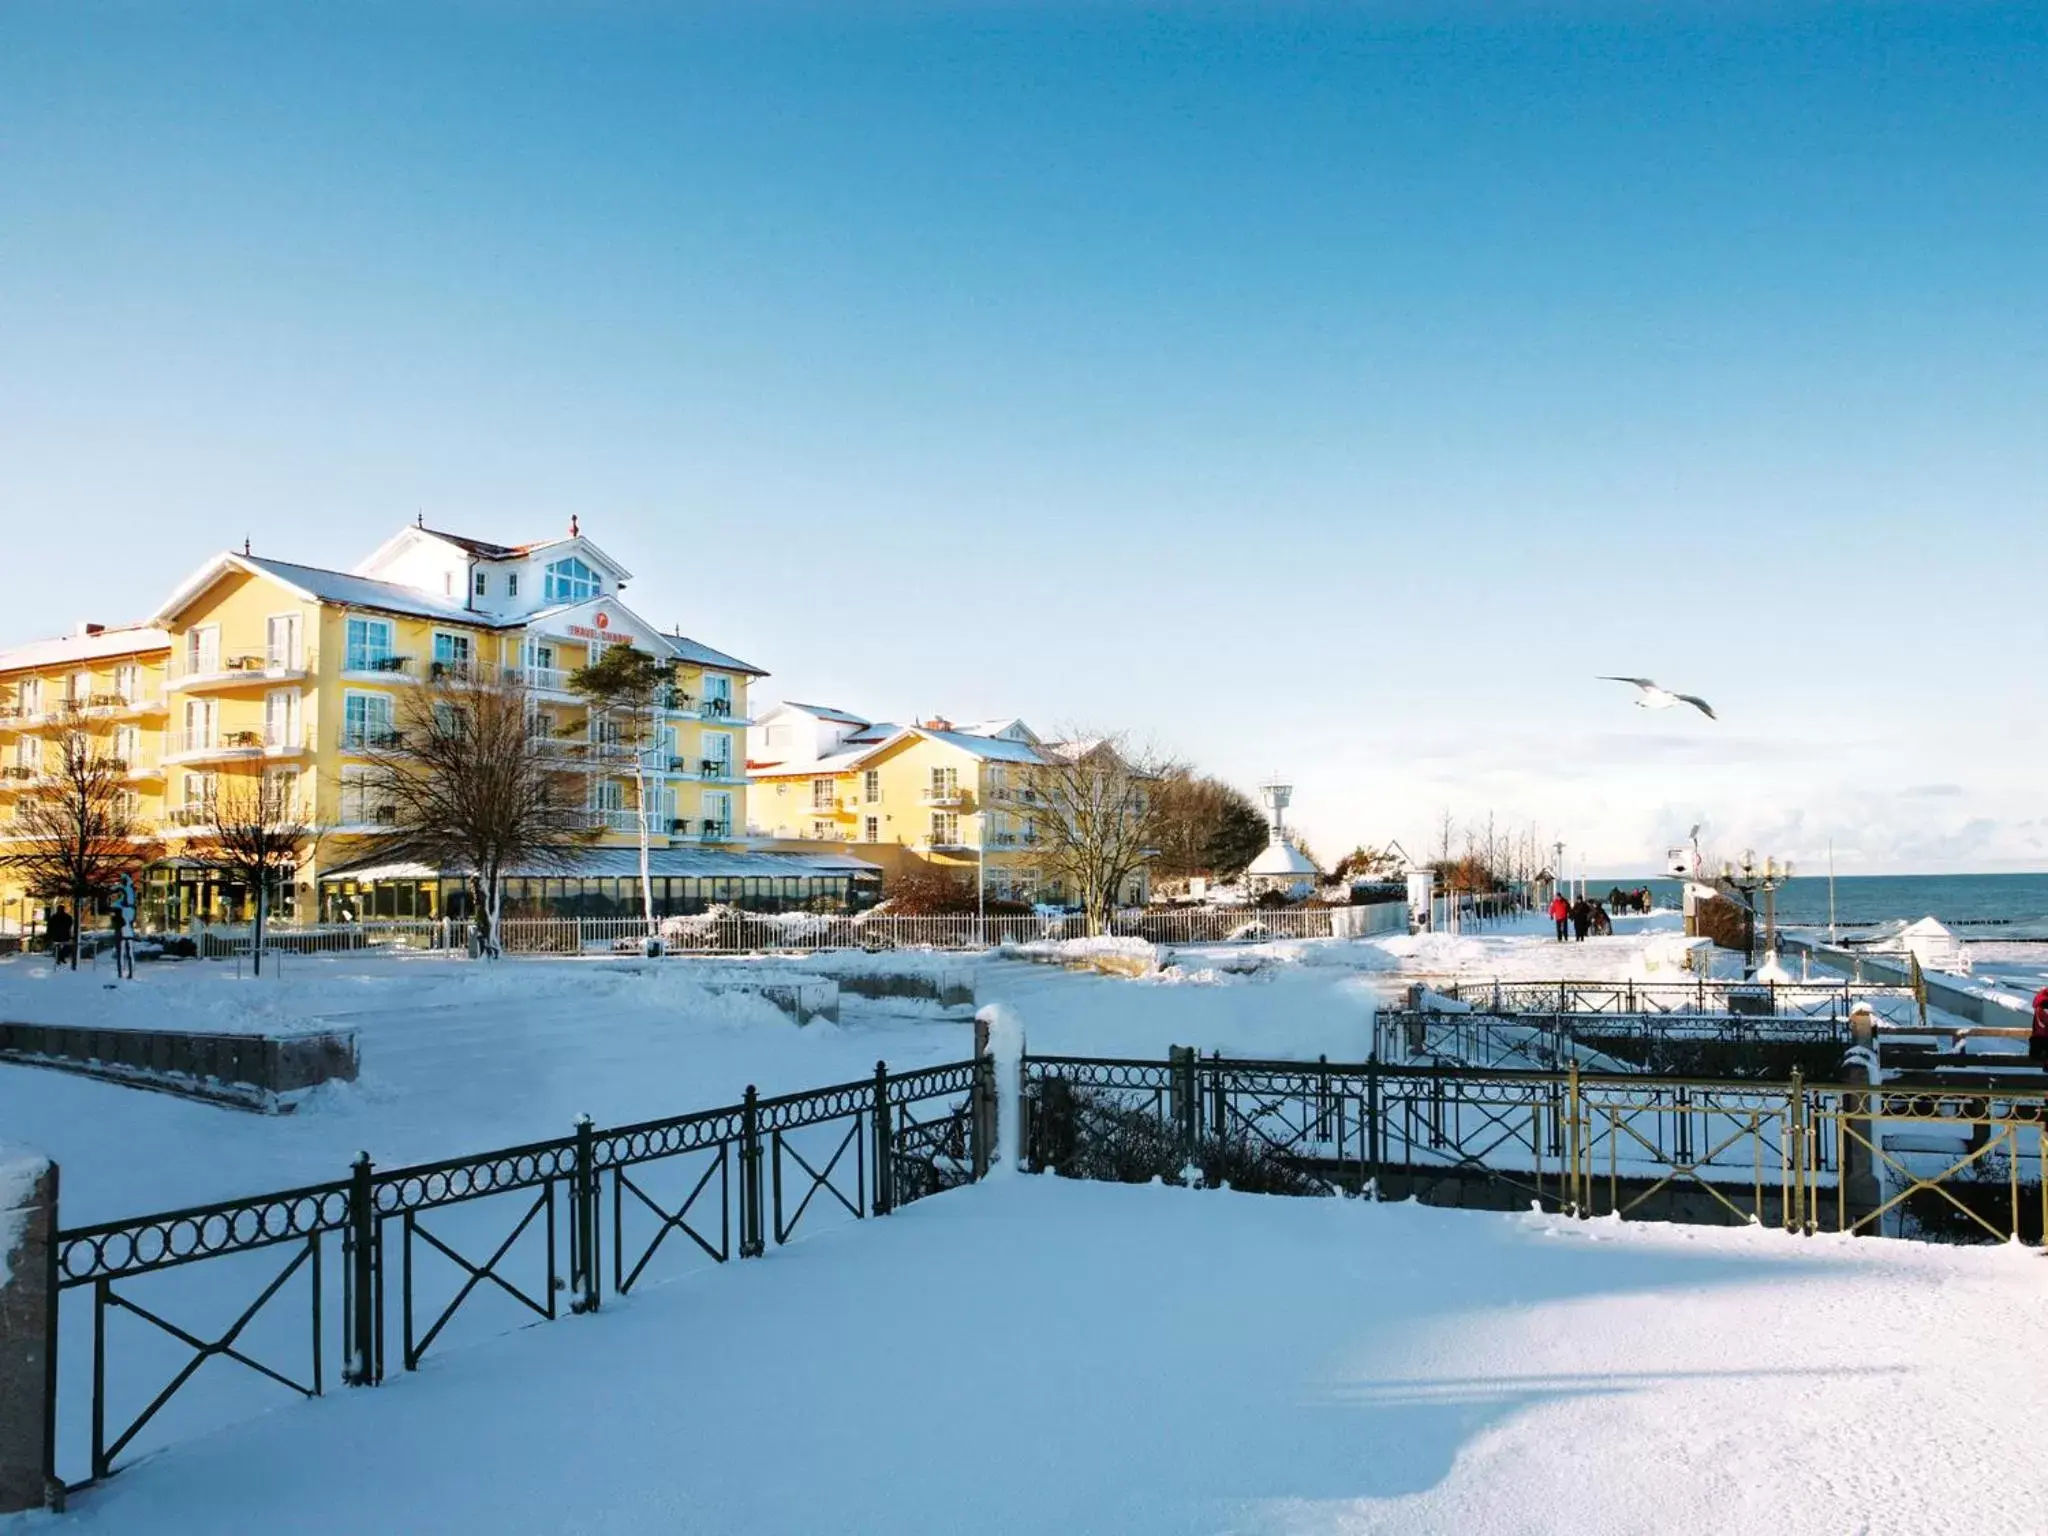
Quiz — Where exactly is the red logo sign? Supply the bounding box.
[594,612,610,630]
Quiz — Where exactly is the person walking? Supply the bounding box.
[1570,896,1591,942]
[45,904,75,967]
[1549,892,1570,943]
[2031,987,2048,1063]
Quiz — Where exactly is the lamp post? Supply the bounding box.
[1719,850,1795,973]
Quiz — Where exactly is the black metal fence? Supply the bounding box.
[48,1057,993,1495]
[1373,1008,1855,1077]
[1021,1050,2048,1247]
[1421,977,1912,1020]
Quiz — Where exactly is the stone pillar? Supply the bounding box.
[0,1149,56,1513]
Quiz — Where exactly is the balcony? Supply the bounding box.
[168,650,315,690]
[165,726,311,764]
[699,759,738,783]
[342,652,417,680]
[808,797,847,817]
[697,821,732,842]
[339,728,406,755]
[920,789,965,808]
[656,687,694,713]
[164,799,310,833]
[427,660,477,683]
[1,765,38,783]
[509,664,573,694]
[336,803,400,833]
[697,696,736,722]
[582,807,643,834]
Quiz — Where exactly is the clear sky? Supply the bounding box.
[5,2,2044,875]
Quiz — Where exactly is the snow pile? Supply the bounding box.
[62,1179,2048,1535]
[1002,935,1163,974]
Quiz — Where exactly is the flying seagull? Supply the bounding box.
[1600,677,1717,720]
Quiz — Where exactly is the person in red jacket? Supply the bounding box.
[1548,893,1570,943]
[2031,987,2048,1062]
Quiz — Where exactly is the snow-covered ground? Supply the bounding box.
[46,1177,2048,1536]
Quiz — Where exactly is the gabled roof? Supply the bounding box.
[0,624,172,674]
[776,701,869,726]
[352,523,635,584]
[418,526,533,559]
[155,553,486,627]
[916,728,1047,764]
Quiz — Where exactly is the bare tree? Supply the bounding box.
[183,772,317,976]
[569,643,676,953]
[1030,733,1164,935]
[0,723,160,970]
[359,670,598,957]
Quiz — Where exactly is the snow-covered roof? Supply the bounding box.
[916,728,1047,764]
[0,624,171,674]
[156,553,486,626]
[665,632,766,678]
[777,701,869,725]
[1246,836,1320,877]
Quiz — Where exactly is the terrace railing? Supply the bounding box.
[49,1056,994,1493]
[1021,1050,2048,1248]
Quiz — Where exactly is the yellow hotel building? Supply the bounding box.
[0,521,873,929]
[746,703,1149,909]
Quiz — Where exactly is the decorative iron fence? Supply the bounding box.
[1420,976,1914,1020]
[1020,1050,2048,1248]
[1374,1008,1856,1078]
[48,1057,993,1493]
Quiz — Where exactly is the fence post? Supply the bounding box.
[738,1087,765,1258]
[1365,1055,1383,1199]
[1786,1069,1806,1235]
[1167,1046,1197,1166]
[0,1151,56,1514]
[872,1061,894,1217]
[570,1115,600,1314]
[970,1030,994,1181]
[1209,1051,1226,1144]
[1565,1062,1583,1218]
[343,1150,379,1386]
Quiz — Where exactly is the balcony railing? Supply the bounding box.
[921,788,965,808]
[344,652,416,677]
[698,696,734,720]
[338,803,400,830]
[700,759,736,781]
[656,687,693,712]
[1,765,36,781]
[698,821,732,841]
[509,665,572,693]
[169,650,315,686]
[340,728,406,753]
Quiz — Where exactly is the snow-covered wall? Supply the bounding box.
[0,1144,54,1513]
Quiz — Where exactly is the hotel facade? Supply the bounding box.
[0,521,872,928]
[746,703,1150,909]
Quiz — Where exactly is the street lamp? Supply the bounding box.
[1719,850,1795,972]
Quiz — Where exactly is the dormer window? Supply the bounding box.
[474,571,488,596]
[507,573,519,597]
[544,557,599,604]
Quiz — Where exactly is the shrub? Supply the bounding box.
[1027,1082,1328,1196]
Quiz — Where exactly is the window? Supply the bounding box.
[340,765,391,827]
[113,663,139,703]
[474,571,488,597]
[186,626,219,676]
[114,726,139,767]
[182,697,217,750]
[592,778,626,812]
[544,557,599,604]
[701,791,732,837]
[928,766,959,801]
[19,678,41,715]
[443,572,454,596]
[67,671,89,706]
[432,632,472,677]
[345,618,395,672]
[183,771,215,809]
[863,769,881,803]
[507,573,519,597]
[765,723,790,747]
[701,673,732,718]
[812,778,835,811]
[930,812,960,846]
[344,693,396,749]
[264,766,298,817]
[864,815,879,843]
[702,732,732,775]
[264,690,300,749]
[266,614,301,670]
[811,820,836,840]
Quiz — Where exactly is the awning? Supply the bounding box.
[320,847,880,882]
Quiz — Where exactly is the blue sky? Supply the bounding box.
[5,2,2044,874]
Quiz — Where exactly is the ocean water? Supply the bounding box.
[1588,872,2048,933]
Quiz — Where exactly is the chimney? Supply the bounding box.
[76,622,105,638]
[923,716,953,732]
